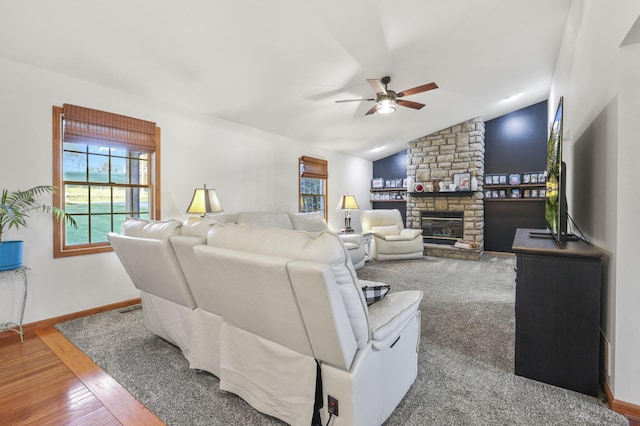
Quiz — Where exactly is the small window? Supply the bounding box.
[53,104,161,257]
[299,156,328,220]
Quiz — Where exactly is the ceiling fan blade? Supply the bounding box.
[365,104,378,115]
[397,100,426,110]
[367,78,387,95]
[335,98,375,103]
[397,82,438,97]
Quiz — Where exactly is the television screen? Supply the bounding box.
[544,97,566,241]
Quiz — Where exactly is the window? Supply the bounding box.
[52,104,161,257]
[299,156,328,220]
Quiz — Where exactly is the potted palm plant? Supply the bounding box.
[0,185,76,271]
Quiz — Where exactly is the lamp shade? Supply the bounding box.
[336,195,359,210]
[186,185,223,215]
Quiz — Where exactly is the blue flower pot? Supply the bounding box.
[0,240,24,271]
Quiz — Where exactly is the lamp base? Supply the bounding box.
[341,228,355,234]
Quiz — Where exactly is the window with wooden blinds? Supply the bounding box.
[299,156,328,220]
[53,105,161,258]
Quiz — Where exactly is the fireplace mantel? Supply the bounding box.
[409,191,475,197]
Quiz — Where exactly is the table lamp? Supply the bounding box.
[336,195,359,233]
[186,184,223,217]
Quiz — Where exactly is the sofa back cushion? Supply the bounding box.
[287,211,329,232]
[180,216,222,238]
[236,212,293,230]
[121,217,183,240]
[206,224,370,347]
[360,209,404,234]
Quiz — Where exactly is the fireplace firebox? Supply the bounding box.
[421,211,464,245]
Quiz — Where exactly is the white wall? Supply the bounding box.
[0,57,372,323]
[550,0,640,406]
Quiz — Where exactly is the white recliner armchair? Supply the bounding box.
[360,209,424,261]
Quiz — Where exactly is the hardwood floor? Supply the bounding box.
[0,328,163,425]
[1,325,638,426]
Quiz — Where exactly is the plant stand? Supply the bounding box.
[0,266,29,343]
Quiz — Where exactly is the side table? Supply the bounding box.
[362,233,373,260]
[0,266,29,343]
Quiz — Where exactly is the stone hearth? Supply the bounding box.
[406,117,485,260]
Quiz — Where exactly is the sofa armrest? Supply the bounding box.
[367,290,423,350]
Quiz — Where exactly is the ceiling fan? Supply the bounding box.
[336,76,438,115]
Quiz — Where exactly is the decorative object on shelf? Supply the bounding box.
[186,184,224,217]
[371,177,384,189]
[0,186,76,271]
[509,174,521,185]
[406,175,414,190]
[336,195,359,233]
[384,178,403,188]
[454,239,478,250]
[454,173,471,191]
[432,179,442,192]
[470,172,478,191]
[414,183,424,192]
[510,188,521,198]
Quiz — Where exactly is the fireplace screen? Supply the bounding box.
[421,211,463,244]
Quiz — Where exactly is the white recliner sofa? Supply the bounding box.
[108,217,423,425]
[360,209,424,261]
[194,224,423,425]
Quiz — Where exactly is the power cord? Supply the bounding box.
[325,413,333,426]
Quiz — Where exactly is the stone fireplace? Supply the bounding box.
[406,117,485,260]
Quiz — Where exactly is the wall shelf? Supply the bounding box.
[484,183,546,202]
[485,198,544,202]
[408,191,475,198]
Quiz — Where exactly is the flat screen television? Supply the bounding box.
[544,96,569,241]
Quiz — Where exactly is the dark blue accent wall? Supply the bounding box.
[485,100,548,173]
[372,150,407,223]
[484,100,548,252]
[372,150,407,178]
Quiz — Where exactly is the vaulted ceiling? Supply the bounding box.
[0,0,571,161]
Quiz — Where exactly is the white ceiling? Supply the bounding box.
[0,0,571,161]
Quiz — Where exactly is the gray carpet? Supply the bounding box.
[56,255,628,426]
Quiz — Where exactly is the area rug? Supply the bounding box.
[56,255,628,425]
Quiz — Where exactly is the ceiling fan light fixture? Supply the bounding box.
[377,99,396,114]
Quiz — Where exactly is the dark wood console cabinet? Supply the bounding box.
[511,228,602,396]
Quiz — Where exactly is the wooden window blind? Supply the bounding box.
[300,156,328,179]
[62,103,157,152]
